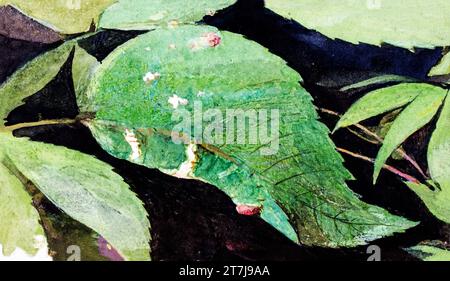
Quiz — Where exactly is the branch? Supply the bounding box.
[337,147,421,184]
[319,107,428,180]
[0,119,76,133]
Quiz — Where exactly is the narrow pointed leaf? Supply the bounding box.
[99,0,236,30]
[0,162,50,259]
[373,87,447,182]
[266,0,450,49]
[340,75,416,92]
[82,25,416,247]
[0,42,73,127]
[0,133,151,261]
[336,83,428,130]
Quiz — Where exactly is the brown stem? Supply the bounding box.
[319,107,429,179]
[0,119,76,133]
[337,147,421,184]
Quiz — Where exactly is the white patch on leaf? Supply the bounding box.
[164,143,198,179]
[0,235,52,261]
[143,72,160,84]
[168,94,189,109]
[124,129,141,161]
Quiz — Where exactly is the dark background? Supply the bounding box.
[1,0,449,261]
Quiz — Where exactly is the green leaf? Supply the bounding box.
[407,245,450,261]
[428,95,450,192]
[0,133,151,261]
[429,52,450,77]
[0,42,74,127]
[335,83,429,131]
[1,0,116,35]
[0,162,49,259]
[72,44,100,110]
[407,96,450,223]
[373,87,448,182]
[265,0,450,49]
[98,0,236,30]
[83,25,416,247]
[340,75,416,92]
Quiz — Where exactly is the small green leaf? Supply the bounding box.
[429,52,450,77]
[72,44,99,110]
[0,42,74,127]
[335,83,429,131]
[407,245,450,261]
[0,133,151,261]
[83,25,416,248]
[373,87,448,182]
[99,0,236,30]
[0,162,49,258]
[1,0,116,35]
[266,0,450,49]
[428,95,450,190]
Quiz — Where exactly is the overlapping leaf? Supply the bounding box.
[265,0,450,49]
[0,42,74,126]
[373,88,447,182]
[336,83,448,183]
[82,25,416,247]
[0,0,115,35]
[0,161,49,259]
[0,133,151,260]
[405,95,450,223]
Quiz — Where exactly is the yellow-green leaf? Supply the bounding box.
[0,42,74,127]
[0,133,151,261]
[335,83,429,131]
[0,162,49,259]
[374,87,448,182]
[1,0,116,35]
[266,0,450,49]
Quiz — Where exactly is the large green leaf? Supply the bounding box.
[373,87,448,182]
[82,25,416,247]
[407,244,450,261]
[0,0,116,35]
[265,0,450,49]
[0,42,74,127]
[99,0,236,30]
[335,83,428,131]
[0,162,50,259]
[0,133,151,261]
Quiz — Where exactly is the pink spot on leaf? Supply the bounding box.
[203,32,221,47]
[236,204,262,216]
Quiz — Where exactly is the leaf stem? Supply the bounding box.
[319,107,429,180]
[336,147,421,184]
[0,119,77,133]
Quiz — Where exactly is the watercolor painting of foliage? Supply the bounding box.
[0,0,449,261]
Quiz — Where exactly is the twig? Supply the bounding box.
[319,107,428,179]
[0,119,76,133]
[337,147,421,184]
